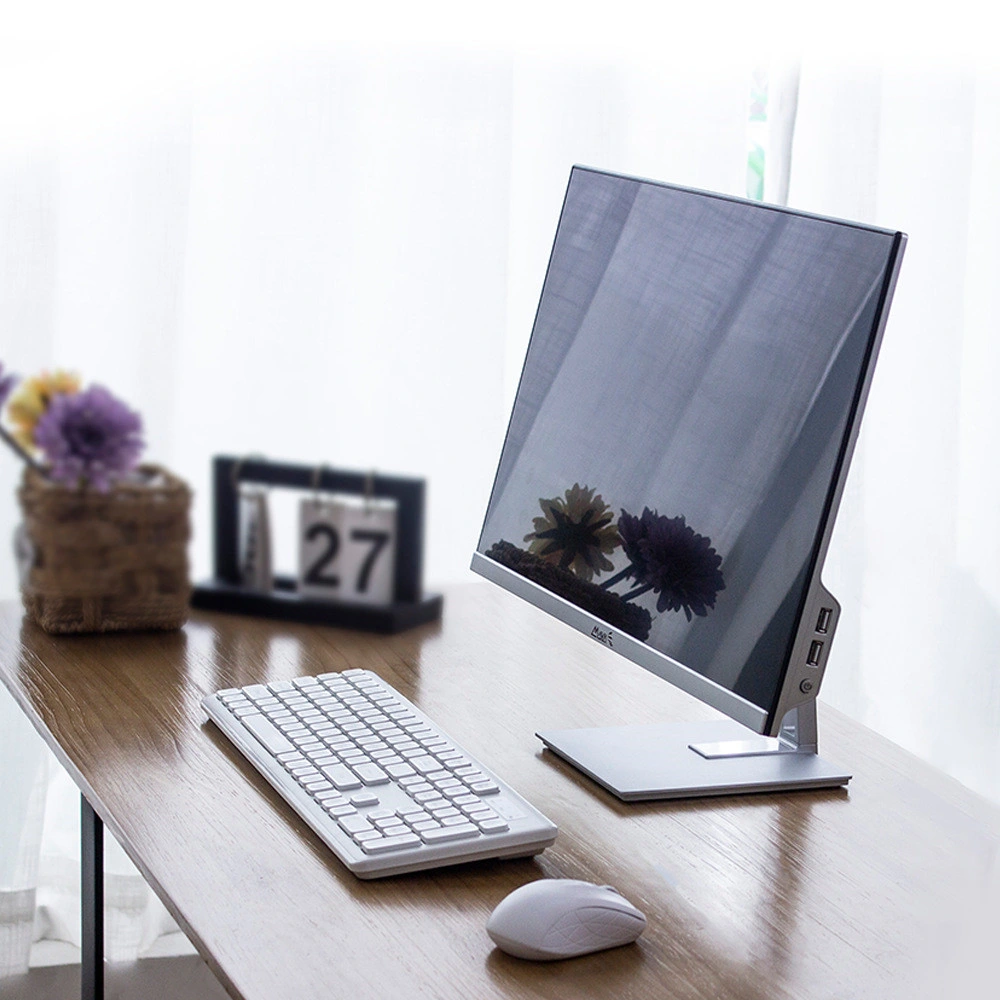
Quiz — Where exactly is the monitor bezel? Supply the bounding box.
[472,166,907,736]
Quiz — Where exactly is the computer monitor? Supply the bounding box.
[471,166,905,800]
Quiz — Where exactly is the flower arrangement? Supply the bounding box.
[0,361,190,635]
[493,481,726,640]
[0,363,144,490]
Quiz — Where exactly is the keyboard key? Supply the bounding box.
[470,781,500,795]
[414,790,444,804]
[419,736,449,749]
[241,714,294,754]
[385,762,415,779]
[411,819,441,832]
[361,833,422,855]
[478,819,509,834]
[315,790,347,804]
[327,804,357,817]
[352,763,390,786]
[410,756,441,775]
[419,824,479,844]
[305,780,334,793]
[350,792,380,807]
[338,814,374,835]
[401,810,430,824]
[321,764,363,791]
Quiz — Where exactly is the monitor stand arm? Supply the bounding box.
[688,701,817,759]
[536,700,850,802]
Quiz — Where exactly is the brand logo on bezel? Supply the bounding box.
[590,625,614,648]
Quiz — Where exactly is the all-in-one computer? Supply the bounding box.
[473,166,905,800]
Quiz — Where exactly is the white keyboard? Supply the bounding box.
[203,669,558,878]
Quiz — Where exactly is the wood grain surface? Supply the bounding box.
[1,584,998,1000]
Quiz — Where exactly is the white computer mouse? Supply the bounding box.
[486,878,647,960]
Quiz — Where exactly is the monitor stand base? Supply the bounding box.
[536,703,850,801]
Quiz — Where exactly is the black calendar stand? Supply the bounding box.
[191,456,443,633]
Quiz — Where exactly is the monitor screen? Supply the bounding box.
[475,167,901,724]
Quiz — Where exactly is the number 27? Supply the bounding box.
[304,525,390,594]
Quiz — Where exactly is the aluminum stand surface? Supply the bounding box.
[537,702,850,801]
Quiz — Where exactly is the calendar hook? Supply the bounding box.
[364,470,376,514]
[231,453,268,491]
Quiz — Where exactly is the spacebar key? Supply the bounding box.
[419,824,480,844]
[241,714,294,754]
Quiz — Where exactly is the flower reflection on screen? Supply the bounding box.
[616,508,725,620]
[523,483,621,582]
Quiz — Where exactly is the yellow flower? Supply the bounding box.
[6,370,81,452]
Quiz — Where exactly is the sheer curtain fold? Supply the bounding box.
[0,687,48,975]
[0,46,752,972]
[788,59,1000,803]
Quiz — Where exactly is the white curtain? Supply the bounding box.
[0,42,751,974]
[788,58,1000,803]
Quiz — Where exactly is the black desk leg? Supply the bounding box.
[81,795,104,1000]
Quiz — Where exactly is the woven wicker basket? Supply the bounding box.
[17,464,191,634]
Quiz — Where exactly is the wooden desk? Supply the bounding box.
[1,584,998,999]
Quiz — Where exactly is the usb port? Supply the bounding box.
[807,640,824,666]
[816,607,832,634]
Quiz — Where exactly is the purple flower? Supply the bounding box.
[0,362,18,410]
[617,508,725,620]
[34,385,144,491]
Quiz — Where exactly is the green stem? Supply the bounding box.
[0,425,45,475]
[600,565,635,590]
[621,582,653,603]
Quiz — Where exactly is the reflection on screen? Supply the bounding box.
[478,169,896,713]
